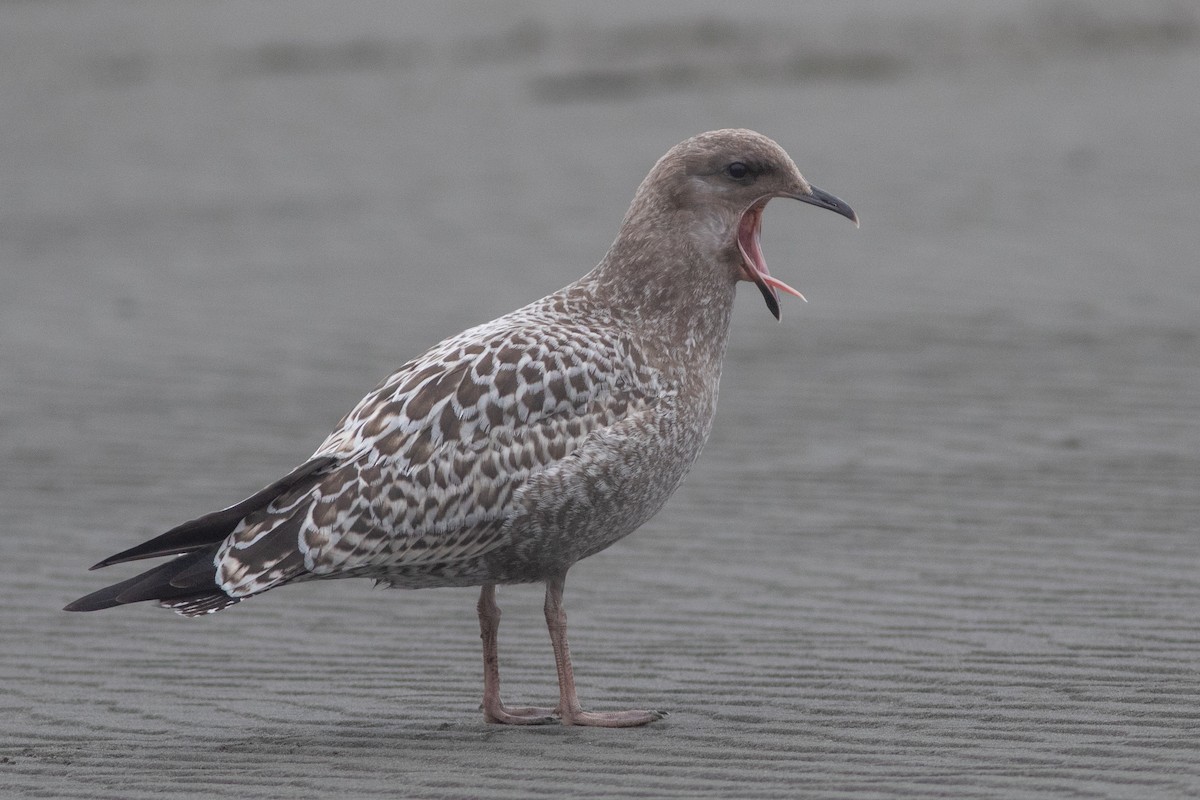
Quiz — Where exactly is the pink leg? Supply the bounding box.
[477,584,557,725]
[543,573,667,727]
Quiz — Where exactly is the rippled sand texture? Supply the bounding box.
[3,2,1199,797]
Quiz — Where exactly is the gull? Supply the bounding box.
[66,129,857,727]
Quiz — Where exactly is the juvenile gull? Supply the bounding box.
[65,129,857,727]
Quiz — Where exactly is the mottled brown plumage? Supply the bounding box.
[65,129,857,727]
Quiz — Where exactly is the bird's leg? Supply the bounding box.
[477,584,557,725]
[543,572,666,727]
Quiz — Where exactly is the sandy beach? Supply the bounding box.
[2,2,1199,797]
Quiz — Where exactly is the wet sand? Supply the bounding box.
[3,2,1199,797]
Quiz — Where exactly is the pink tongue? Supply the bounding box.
[762,274,806,302]
[738,217,807,302]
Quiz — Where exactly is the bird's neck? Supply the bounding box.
[582,216,738,380]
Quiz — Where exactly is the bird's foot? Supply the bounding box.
[559,707,668,728]
[482,701,559,725]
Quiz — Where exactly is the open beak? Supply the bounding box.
[737,185,858,320]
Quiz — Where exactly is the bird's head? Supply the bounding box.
[635,129,858,320]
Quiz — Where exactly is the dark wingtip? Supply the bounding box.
[89,548,152,570]
[63,593,120,612]
[65,550,221,613]
[86,455,339,570]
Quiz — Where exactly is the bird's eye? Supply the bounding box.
[726,161,750,180]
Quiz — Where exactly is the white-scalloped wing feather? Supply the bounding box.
[214,299,664,598]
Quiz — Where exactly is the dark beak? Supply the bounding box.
[792,185,859,227]
[756,281,782,320]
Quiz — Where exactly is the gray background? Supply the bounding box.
[3,2,1198,797]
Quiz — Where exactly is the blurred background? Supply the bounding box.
[3,2,1198,797]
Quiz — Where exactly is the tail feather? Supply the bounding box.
[159,593,242,617]
[65,455,337,615]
